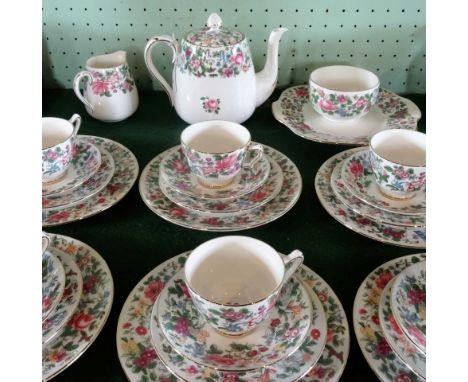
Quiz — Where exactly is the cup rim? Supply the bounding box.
[181,120,251,155]
[369,129,426,167]
[184,236,285,307]
[309,65,380,94]
[42,117,75,150]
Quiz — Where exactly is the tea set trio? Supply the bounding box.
[41,14,426,381]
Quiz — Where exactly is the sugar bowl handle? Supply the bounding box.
[73,71,94,113]
[144,35,179,106]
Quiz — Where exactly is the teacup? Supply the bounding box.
[309,65,380,121]
[184,236,304,336]
[181,121,263,188]
[369,129,426,200]
[42,114,81,183]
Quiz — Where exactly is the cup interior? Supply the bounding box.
[185,236,284,305]
[181,121,250,154]
[310,65,379,92]
[42,118,74,149]
[371,129,426,166]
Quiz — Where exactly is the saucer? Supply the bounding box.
[159,156,283,215]
[42,140,102,196]
[331,160,426,227]
[139,145,302,232]
[391,261,426,354]
[118,251,349,382]
[272,86,421,145]
[341,150,426,215]
[154,270,313,371]
[42,147,115,210]
[42,250,65,322]
[353,253,426,382]
[379,279,426,379]
[42,247,83,345]
[160,145,270,200]
[42,233,113,381]
[315,148,426,248]
[42,136,139,227]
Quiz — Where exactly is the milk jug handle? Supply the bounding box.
[73,71,94,113]
[144,35,179,106]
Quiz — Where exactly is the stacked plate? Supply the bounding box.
[354,254,426,381]
[117,251,350,381]
[315,148,426,248]
[42,135,139,227]
[139,144,302,231]
[42,233,113,380]
[272,86,421,145]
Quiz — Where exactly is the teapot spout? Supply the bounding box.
[255,27,288,107]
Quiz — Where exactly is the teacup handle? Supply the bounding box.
[282,250,304,283]
[243,143,264,168]
[69,114,81,136]
[42,232,50,255]
[73,71,94,113]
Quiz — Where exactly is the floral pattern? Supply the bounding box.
[353,253,425,381]
[117,252,349,382]
[201,96,221,114]
[42,250,65,321]
[140,145,302,232]
[155,272,313,370]
[379,280,426,378]
[42,248,83,345]
[342,150,426,215]
[42,140,102,197]
[42,142,74,182]
[42,135,139,227]
[89,65,135,97]
[309,84,379,120]
[42,234,113,380]
[160,146,270,200]
[42,148,115,210]
[273,86,420,145]
[369,151,426,198]
[315,148,426,248]
[159,158,283,214]
[330,159,425,227]
[391,262,426,353]
[177,40,252,78]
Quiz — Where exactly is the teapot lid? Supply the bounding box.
[185,13,244,48]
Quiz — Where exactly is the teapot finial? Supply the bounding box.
[207,13,222,30]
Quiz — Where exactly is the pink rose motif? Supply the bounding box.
[394,167,410,179]
[383,228,404,240]
[350,161,364,177]
[187,365,198,375]
[295,87,309,97]
[409,326,426,347]
[180,282,192,300]
[185,48,192,57]
[169,207,187,218]
[201,164,217,177]
[215,154,237,172]
[311,328,321,340]
[389,314,404,335]
[207,354,237,366]
[337,95,347,104]
[223,310,245,321]
[270,318,281,327]
[326,328,334,343]
[46,151,59,160]
[69,312,93,330]
[284,328,299,338]
[134,347,157,368]
[135,326,147,335]
[223,373,240,381]
[204,99,219,111]
[319,99,336,112]
[231,52,244,65]
[223,68,234,77]
[204,217,222,226]
[354,98,368,109]
[171,159,190,174]
[83,274,98,294]
[175,318,189,336]
[91,80,109,95]
[190,59,201,69]
[144,279,165,303]
[375,338,391,357]
[317,88,325,97]
[310,366,326,378]
[42,297,52,310]
[395,374,412,382]
[375,272,393,289]
[407,289,425,305]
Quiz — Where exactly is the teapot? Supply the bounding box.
[144,13,287,124]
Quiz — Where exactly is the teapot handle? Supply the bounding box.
[144,35,179,106]
[73,71,94,113]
